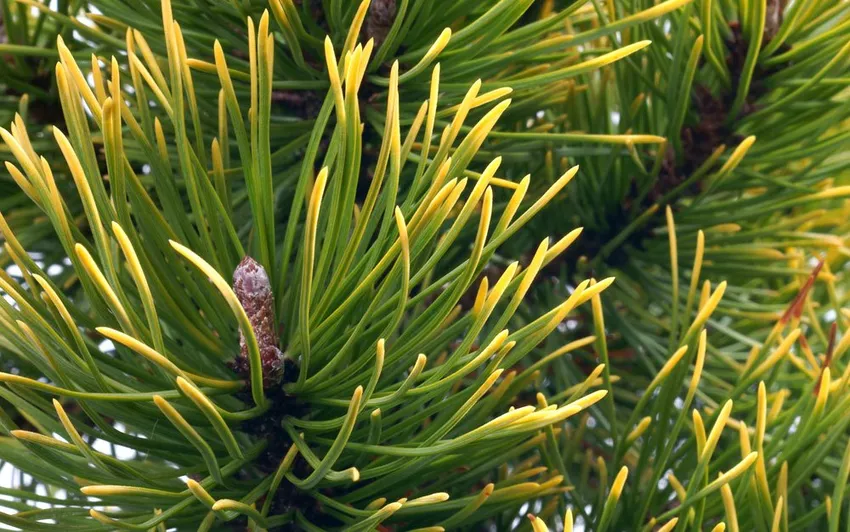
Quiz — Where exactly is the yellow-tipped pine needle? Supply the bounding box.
[527,514,549,532]
[701,400,733,462]
[211,500,267,528]
[81,485,182,499]
[693,410,707,457]
[721,482,739,532]
[626,417,652,445]
[657,518,679,532]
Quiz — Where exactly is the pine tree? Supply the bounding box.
[0,0,849,530]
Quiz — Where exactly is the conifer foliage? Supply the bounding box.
[0,0,848,530]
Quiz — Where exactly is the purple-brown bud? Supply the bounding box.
[232,256,284,386]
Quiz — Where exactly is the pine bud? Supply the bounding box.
[365,0,396,48]
[232,256,284,386]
